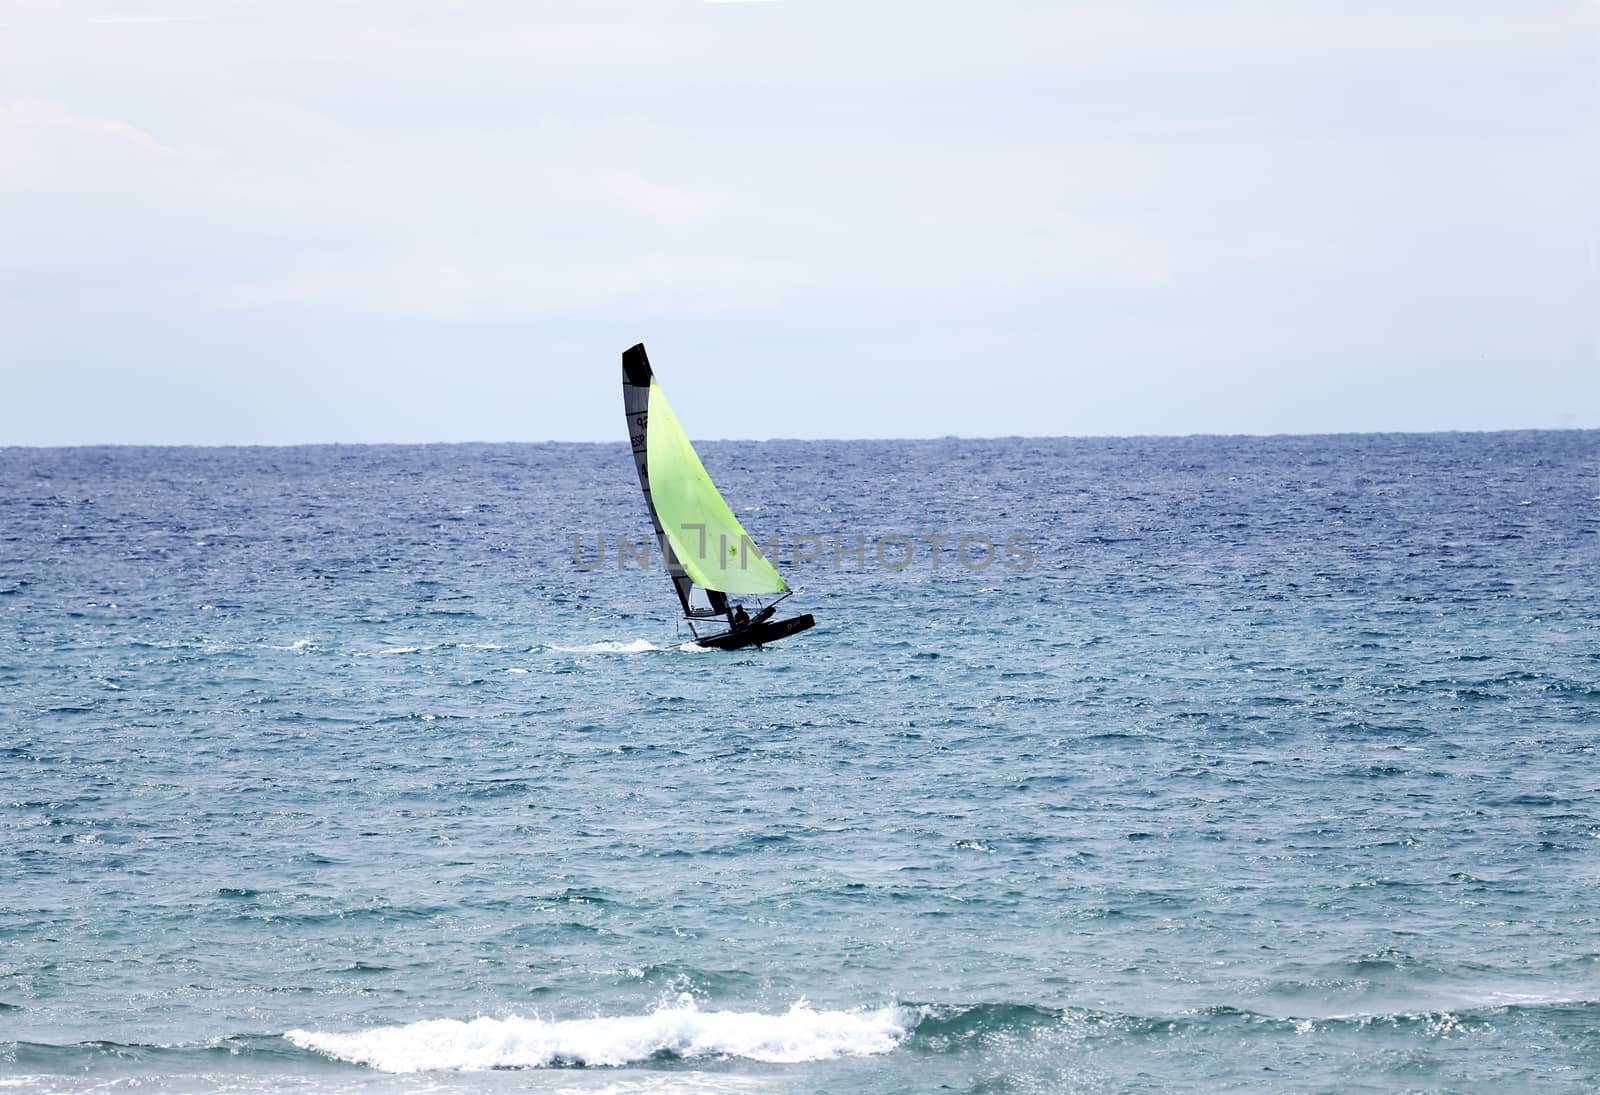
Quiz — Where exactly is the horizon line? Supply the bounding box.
[3,424,1597,453]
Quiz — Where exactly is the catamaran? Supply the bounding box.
[621,343,815,651]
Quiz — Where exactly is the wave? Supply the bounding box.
[285,998,908,1071]
[544,639,662,654]
[9,993,1598,1079]
[543,639,714,655]
[902,997,1600,1047]
[286,994,1600,1074]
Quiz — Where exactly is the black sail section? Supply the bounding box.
[621,344,726,620]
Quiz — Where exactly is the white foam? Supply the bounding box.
[286,998,908,1072]
[548,639,667,654]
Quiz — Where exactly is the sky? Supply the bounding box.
[1,0,1596,445]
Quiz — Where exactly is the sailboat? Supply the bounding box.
[621,343,815,651]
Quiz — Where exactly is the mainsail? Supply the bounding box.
[622,343,786,621]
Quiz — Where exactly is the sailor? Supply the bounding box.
[731,604,750,630]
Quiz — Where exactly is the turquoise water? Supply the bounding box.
[3,433,1598,1092]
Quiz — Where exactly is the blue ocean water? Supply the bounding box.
[2,431,1598,1093]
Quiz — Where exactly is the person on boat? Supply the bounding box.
[730,604,750,630]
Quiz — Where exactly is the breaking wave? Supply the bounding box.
[285,998,908,1071]
[9,995,1596,1083]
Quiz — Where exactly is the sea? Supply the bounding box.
[3,431,1598,1094]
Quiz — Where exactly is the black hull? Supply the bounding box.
[691,614,815,651]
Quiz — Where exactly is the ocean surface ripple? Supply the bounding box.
[2,432,1598,1093]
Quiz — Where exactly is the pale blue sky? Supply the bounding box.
[2,0,1596,445]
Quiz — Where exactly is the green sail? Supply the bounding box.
[645,379,786,595]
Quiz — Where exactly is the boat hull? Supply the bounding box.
[690,614,815,651]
